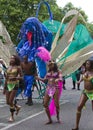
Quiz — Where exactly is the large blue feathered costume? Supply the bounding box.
[17,17,53,78]
[16,17,53,98]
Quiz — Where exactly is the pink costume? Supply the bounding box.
[45,72,63,116]
[49,81,63,116]
[46,72,59,96]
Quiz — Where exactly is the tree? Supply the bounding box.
[61,2,88,24]
[0,0,40,44]
[61,2,93,38]
[87,23,93,38]
[0,0,62,44]
[0,0,93,45]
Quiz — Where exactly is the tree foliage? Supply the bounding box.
[0,0,40,44]
[0,0,93,45]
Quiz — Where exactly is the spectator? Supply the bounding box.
[63,76,66,90]
[72,68,81,90]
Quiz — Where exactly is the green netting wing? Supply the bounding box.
[57,24,93,76]
[51,14,79,60]
[43,20,65,39]
[65,24,93,57]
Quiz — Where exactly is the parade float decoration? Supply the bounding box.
[0,21,16,67]
[1,1,93,116]
[16,16,53,78]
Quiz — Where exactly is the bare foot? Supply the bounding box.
[8,117,14,122]
[56,116,62,123]
[15,106,21,115]
[45,120,52,125]
[57,119,62,124]
[72,128,79,130]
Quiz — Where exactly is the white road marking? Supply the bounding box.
[1,111,44,130]
[0,105,7,108]
[0,99,6,107]
[0,123,7,127]
[1,100,69,130]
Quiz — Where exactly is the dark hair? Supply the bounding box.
[48,61,58,72]
[86,60,93,70]
[53,62,58,72]
[12,55,20,66]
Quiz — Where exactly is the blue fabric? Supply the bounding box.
[16,39,26,52]
[24,75,34,97]
[17,17,53,61]
[35,57,47,78]
[18,41,36,61]
[41,24,53,51]
[16,88,22,97]
[36,1,53,20]
[17,17,47,48]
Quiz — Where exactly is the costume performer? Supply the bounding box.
[3,55,22,122]
[36,60,63,124]
[21,55,37,105]
[16,17,53,104]
[72,60,93,130]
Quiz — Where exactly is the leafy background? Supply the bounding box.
[0,0,93,45]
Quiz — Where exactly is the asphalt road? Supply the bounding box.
[0,78,93,130]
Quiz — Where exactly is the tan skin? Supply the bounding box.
[21,56,37,105]
[72,60,93,130]
[3,55,23,122]
[21,56,36,76]
[36,61,62,124]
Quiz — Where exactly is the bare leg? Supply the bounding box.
[14,95,21,115]
[14,103,21,115]
[5,91,14,122]
[9,106,15,122]
[43,93,52,124]
[72,94,88,130]
[6,90,11,105]
[8,90,18,122]
[54,89,61,123]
